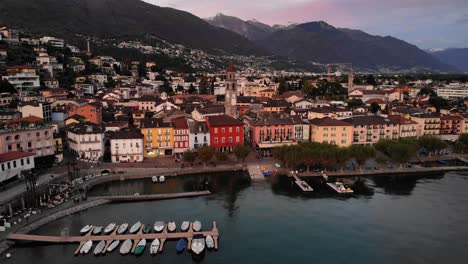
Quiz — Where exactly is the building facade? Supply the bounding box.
[0,152,35,184]
[109,130,144,163]
[69,103,102,124]
[67,122,104,159]
[343,116,399,145]
[310,117,353,147]
[140,118,174,157]
[206,115,244,152]
[225,65,238,118]
[172,117,189,157]
[188,119,210,150]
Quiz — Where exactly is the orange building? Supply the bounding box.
[69,103,102,124]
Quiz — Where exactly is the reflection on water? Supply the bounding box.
[5,171,468,264]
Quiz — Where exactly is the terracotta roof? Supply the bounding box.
[441,115,463,121]
[171,117,189,129]
[5,116,43,125]
[310,117,352,127]
[207,115,243,126]
[67,122,103,134]
[108,129,143,140]
[140,118,172,128]
[387,115,418,125]
[0,151,35,163]
[365,98,385,104]
[343,115,399,126]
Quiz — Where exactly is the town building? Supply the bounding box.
[109,129,144,163]
[224,65,238,118]
[188,119,210,150]
[410,113,441,135]
[388,115,421,138]
[343,115,399,145]
[68,103,102,124]
[171,117,189,158]
[0,152,35,184]
[310,117,353,147]
[440,115,463,135]
[206,115,244,152]
[436,83,468,99]
[140,118,174,157]
[66,122,104,159]
[2,66,40,92]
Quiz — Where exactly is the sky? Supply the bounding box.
[144,0,468,50]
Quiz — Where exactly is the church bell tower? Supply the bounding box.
[225,64,238,118]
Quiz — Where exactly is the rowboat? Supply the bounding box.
[153,221,165,232]
[117,223,128,234]
[129,221,142,234]
[143,224,152,234]
[176,239,186,254]
[180,221,189,232]
[93,240,106,255]
[205,235,214,249]
[150,239,160,255]
[120,239,133,255]
[167,221,176,232]
[104,223,116,234]
[159,176,165,183]
[80,225,93,235]
[192,220,202,232]
[191,234,205,255]
[107,240,120,252]
[80,240,93,254]
[134,239,146,256]
[152,176,158,183]
[92,226,103,235]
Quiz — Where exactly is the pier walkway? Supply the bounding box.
[8,222,220,253]
[292,175,313,192]
[96,191,212,202]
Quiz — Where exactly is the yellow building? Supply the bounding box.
[310,117,353,147]
[140,118,174,157]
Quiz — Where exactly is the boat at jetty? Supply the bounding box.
[193,220,202,232]
[205,235,214,249]
[120,239,133,255]
[104,223,116,234]
[117,223,128,234]
[107,240,120,252]
[143,224,152,234]
[327,182,354,194]
[168,221,176,232]
[92,226,103,235]
[80,225,93,235]
[152,176,158,183]
[80,240,93,254]
[150,239,160,255]
[129,222,142,234]
[176,239,186,253]
[134,239,147,255]
[191,234,205,255]
[159,176,165,183]
[154,221,165,232]
[93,240,106,255]
[181,221,189,232]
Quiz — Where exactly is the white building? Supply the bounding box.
[109,130,144,163]
[2,69,40,92]
[0,152,35,184]
[40,36,65,48]
[188,119,210,150]
[436,83,468,99]
[67,122,104,159]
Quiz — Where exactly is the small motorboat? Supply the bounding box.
[176,238,186,254]
[154,221,165,232]
[134,239,147,256]
[152,176,158,183]
[205,235,214,250]
[107,240,120,253]
[191,234,205,255]
[80,240,93,255]
[129,221,142,234]
[117,223,128,234]
[92,226,103,235]
[167,221,176,232]
[80,225,93,235]
[159,176,165,183]
[143,224,152,234]
[181,221,189,232]
[94,240,106,255]
[150,239,160,255]
[120,239,133,255]
[104,223,116,234]
[192,220,202,232]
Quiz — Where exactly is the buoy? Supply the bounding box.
[6,253,11,258]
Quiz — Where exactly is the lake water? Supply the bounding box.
[5,171,468,264]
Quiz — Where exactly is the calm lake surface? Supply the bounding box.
[5,170,468,264]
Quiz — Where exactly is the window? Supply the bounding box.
[14,135,20,140]
[222,128,225,133]
[7,162,10,169]
[214,138,218,144]
[214,128,218,133]
[36,132,40,137]
[8,145,12,151]
[222,137,225,143]
[45,131,49,136]
[21,159,24,166]
[229,127,232,133]
[236,127,240,133]
[236,136,240,143]
[26,158,30,165]
[6,136,10,141]
[229,137,233,143]
[28,142,32,148]
[13,161,16,168]
[1,164,4,171]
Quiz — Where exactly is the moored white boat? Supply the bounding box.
[167,221,176,232]
[150,239,160,255]
[154,221,165,232]
[205,235,214,249]
[107,240,120,252]
[191,234,205,255]
[117,223,128,234]
[80,240,93,254]
[129,221,142,234]
[104,223,116,234]
[181,221,189,232]
[151,176,158,183]
[193,220,202,232]
[93,240,106,255]
[159,176,165,183]
[92,226,103,235]
[80,225,93,235]
[120,239,133,255]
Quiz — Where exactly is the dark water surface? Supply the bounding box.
[5,171,468,264]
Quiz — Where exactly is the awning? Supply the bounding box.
[257,142,298,149]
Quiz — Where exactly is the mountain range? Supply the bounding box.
[431,48,468,73]
[0,0,460,72]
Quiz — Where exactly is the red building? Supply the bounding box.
[206,115,244,152]
[440,115,463,135]
[69,102,102,124]
[171,117,189,158]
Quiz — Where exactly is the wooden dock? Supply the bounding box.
[247,165,265,181]
[8,222,219,254]
[327,182,354,194]
[292,175,313,192]
[96,191,212,202]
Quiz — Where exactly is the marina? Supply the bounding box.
[326,182,354,194]
[7,221,220,256]
[292,175,314,192]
